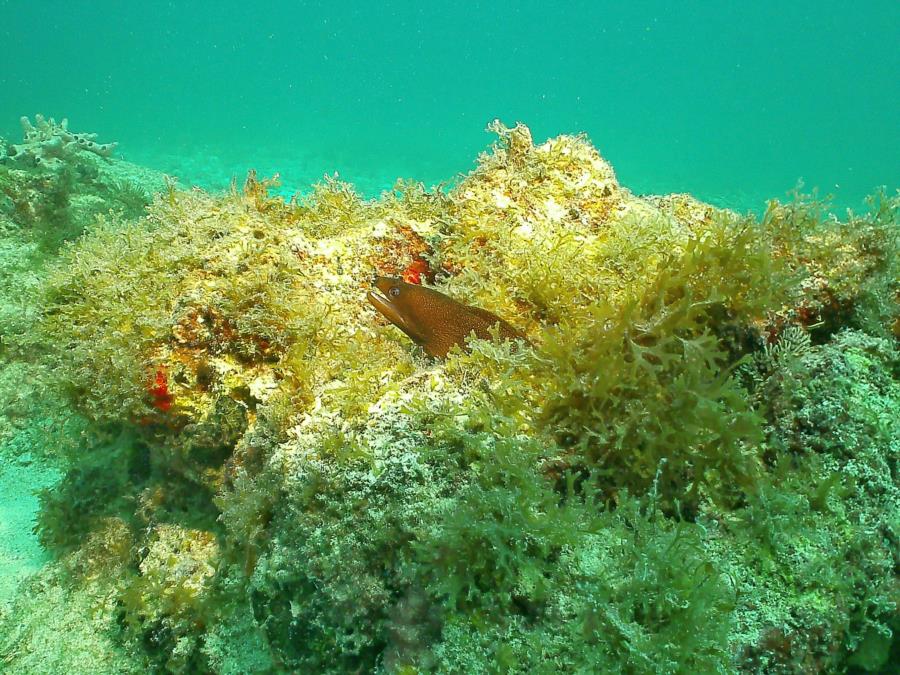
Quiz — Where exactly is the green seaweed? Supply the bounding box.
[534,216,784,511]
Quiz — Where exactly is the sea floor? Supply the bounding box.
[0,438,59,609]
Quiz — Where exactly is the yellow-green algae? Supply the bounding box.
[0,121,897,673]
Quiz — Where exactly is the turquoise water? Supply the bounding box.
[1,1,897,210]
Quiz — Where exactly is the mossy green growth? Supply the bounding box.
[220,391,737,674]
[119,524,220,673]
[531,218,782,509]
[725,458,896,673]
[35,172,426,432]
[762,187,899,339]
[429,491,736,675]
[725,328,899,672]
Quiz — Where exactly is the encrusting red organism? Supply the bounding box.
[402,257,430,285]
[148,367,173,412]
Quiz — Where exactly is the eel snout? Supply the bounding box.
[367,285,409,333]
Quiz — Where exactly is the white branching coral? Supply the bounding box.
[3,114,117,169]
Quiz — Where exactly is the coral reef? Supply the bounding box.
[0,115,163,252]
[3,115,117,169]
[1,120,897,673]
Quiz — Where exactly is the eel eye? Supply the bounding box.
[390,286,401,297]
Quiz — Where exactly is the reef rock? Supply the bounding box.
[12,121,899,674]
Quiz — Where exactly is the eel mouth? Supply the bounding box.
[367,288,409,333]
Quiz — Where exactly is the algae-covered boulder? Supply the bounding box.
[0,114,164,252]
[0,113,169,462]
[16,122,899,673]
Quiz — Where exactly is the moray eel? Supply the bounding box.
[367,276,528,358]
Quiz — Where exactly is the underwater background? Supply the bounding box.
[2,1,898,210]
[0,2,898,674]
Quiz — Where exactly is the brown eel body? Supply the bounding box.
[367,276,528,358]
